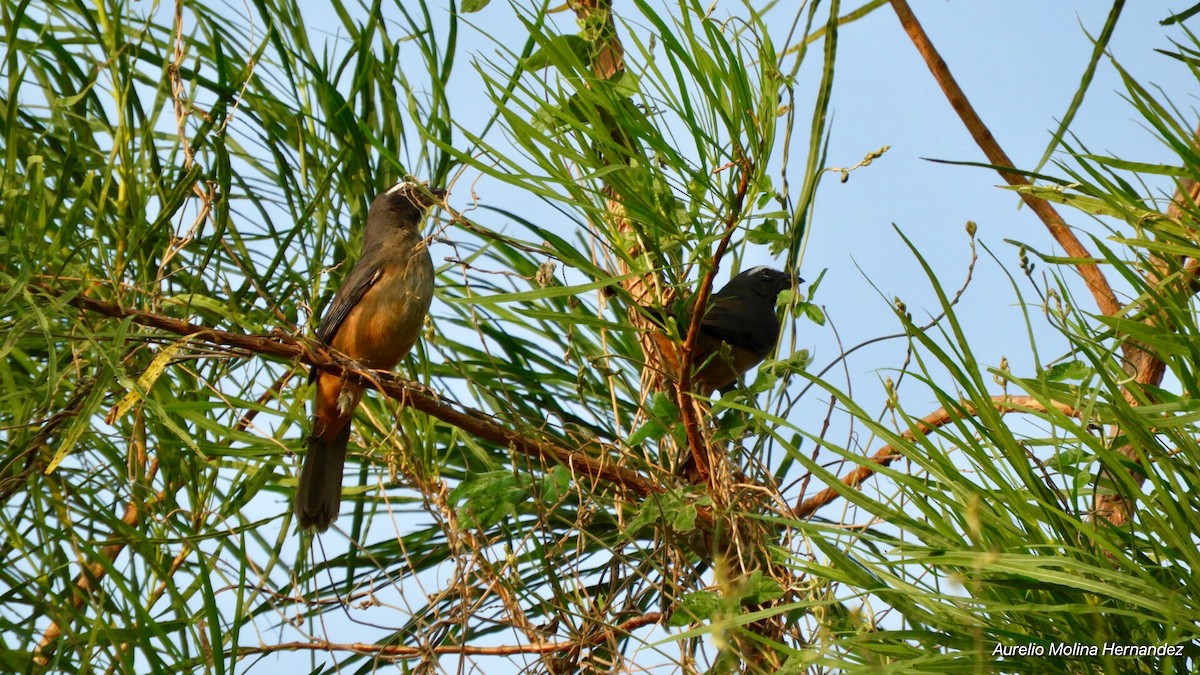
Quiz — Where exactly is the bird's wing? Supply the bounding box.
[315,254,385,344]
[700,295,775,354]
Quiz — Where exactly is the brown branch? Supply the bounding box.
[0,376,97,501]
[236,612,662,659]
[794,395,1081,519]
[677,159,756,483]
[888,0,1180,531]
[38,284,707,526]
[571,0,625,81]
[888,0,1120,319]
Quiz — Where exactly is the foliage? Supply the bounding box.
[1,0,1198,673]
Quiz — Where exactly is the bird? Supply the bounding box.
[656,266,795,481]
[656,266,795,393]
[295,180,442,532]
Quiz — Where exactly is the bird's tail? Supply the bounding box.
[295,423,351,532]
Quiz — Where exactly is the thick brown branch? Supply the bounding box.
[794,395,1080,519]
[571,0,624,80]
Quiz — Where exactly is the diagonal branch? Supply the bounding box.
[888,0,1120,319]
[37,284,712,527]
[794,395,1081,519]
[236,612,662,660]
[677,159,756,483]
[887,0,1175,529]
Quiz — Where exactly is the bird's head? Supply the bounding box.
[372,180,446,223]
[721,266,797,302]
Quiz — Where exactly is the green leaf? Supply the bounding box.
[450,470,530,529]
[746,218,789,253]
[522,34,590,72]
[627,488,707,534]
[739,569,784,605]
[669,500,698,531]
[626,418,667,446]
[668,591,724,626]
[459,0,491,12]
[647,391,679,418]
[1002,184,1164,223]
[541,465,572,503]
[801,302,826,326]
[1043,360,1094,382]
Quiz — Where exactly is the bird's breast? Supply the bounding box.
[332,244,434,369]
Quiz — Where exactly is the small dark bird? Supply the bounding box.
[295,180,442,532]
[672,266,795,393]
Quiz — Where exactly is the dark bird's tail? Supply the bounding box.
[295,423,351,532]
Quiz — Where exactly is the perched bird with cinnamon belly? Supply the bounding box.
[295,180,443,532]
